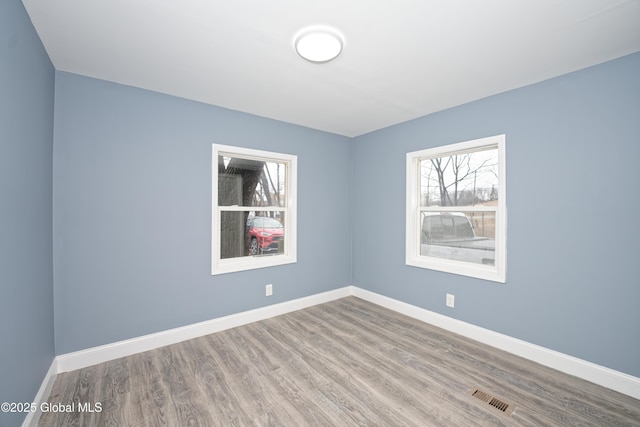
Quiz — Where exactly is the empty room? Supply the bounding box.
[2,0,640,425]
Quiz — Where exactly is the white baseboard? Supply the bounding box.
[22,358,58,427]
[351,287,640,400]
[32,284,638,417]
[56,286,352,373]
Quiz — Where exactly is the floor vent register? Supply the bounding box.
[468,387,515,416]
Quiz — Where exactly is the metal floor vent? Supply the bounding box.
[468,388,515,416]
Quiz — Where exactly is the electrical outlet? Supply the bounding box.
[266,284,273,296]
[446,293,455,308]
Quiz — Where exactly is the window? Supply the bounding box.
[406,135,506,282]
[212,144,297,275]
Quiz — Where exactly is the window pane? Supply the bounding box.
[218,156,287,207]
[420,148,498,207]
[420,211,496,265]
[220,211,285,259]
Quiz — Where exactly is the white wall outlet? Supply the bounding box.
[265,284,273,296]
[446,293,455,308]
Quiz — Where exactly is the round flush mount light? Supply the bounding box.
[295,27,343,63]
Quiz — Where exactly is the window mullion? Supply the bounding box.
[219,206,286,212]
[419,206,497,213]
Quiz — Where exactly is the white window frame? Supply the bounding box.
[212,144,297,275]
[406,135,506,283]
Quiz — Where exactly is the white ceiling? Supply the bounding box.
[22,0,640,137]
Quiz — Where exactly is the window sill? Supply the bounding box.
[406,255,505,283]
[212,253,297,275]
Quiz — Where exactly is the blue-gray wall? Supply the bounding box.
[52,72,353,354]
[352,52,640,377]
[0,0,55,425]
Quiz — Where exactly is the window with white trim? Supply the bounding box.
[212,144,297,275]
[406,135,506,282]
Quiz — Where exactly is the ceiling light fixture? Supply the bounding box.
[295,27,343,63]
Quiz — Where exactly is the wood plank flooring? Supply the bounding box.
[39,297,640,426]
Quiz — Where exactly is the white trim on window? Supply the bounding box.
[212,144,297,275]
[406,135,506,283]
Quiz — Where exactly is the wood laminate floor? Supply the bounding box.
[39,297,640,426]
